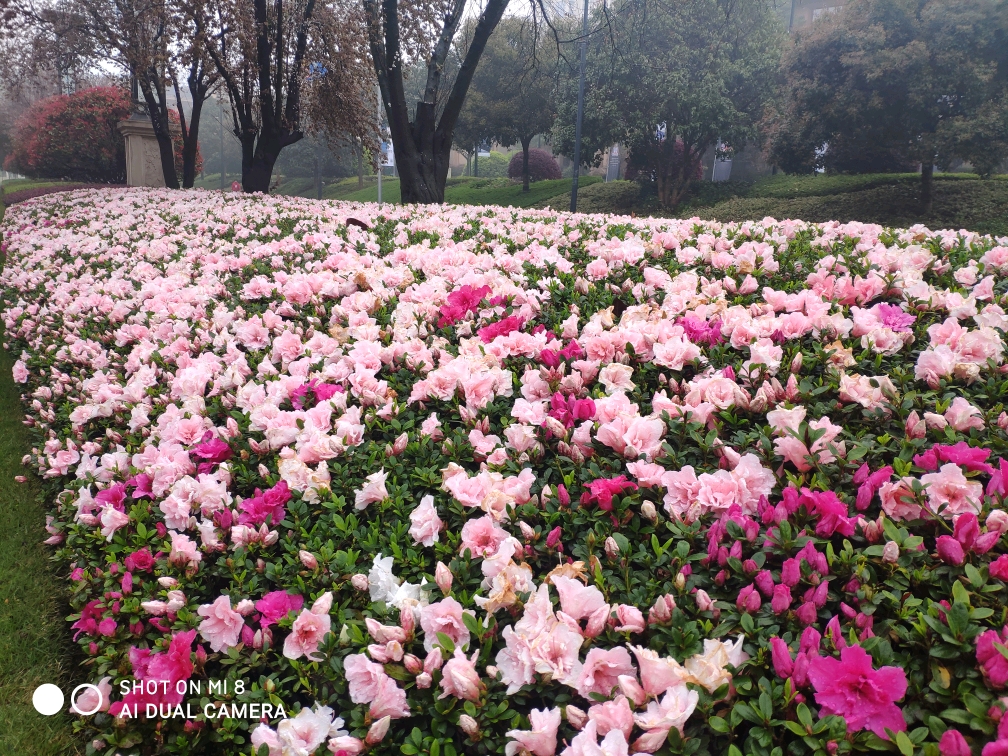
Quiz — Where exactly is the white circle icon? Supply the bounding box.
[70,683,103,716]
[32,684,64,716]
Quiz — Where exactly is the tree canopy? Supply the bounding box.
[553,0,782,209]
[769,0,1008,211]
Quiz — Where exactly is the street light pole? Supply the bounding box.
[377,85,383,207]
[570,0,590,213]
[219,98,226,191]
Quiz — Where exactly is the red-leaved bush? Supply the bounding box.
[4,87,201,184]
[507,148,561,182]
[4,87,131,183]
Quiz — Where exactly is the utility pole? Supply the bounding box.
[219,98,226,191]
[314,140,322,199]
[377,86,384,207]
[570,0,590,212]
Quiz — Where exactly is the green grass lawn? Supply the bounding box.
[0,199,82,755]
[0,345,82,755]
[685,173,1008,237]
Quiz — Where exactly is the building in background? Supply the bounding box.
[789,0,843,32]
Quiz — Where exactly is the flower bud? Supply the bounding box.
[1000,412,1008,431]
[404,654,423,674]
[673,571,686,591]
[695,589,714,612]
[157,576,178,588]
[641,501,657,523]
[298,550,318,569]
[366,716,391,745]
[566,705,588,729]
[789,351,803,374]
[988,510,1008,535]
[258,463,269,478]
[458,714,480,739]
[519,521,536,541]
[416,672,432,688]
[938,729,971,756]
[391,432,408,455]
[648,594,675,624]
[604,536,620,559]
[618,674,647,707]
[400,606,415,635]
[351,573,369,592]
[424,648,444,673]
[557,484,570,507]
[905,411,926,439]
[435,561,453,595]
[882,540,900,564]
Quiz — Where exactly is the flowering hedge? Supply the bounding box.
[6,188,1008,756]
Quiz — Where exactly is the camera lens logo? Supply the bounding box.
[32,683,104,716]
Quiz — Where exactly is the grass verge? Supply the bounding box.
[0,203,82,753]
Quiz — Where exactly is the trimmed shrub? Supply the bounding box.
[507,148,562,182]
[5,88,201,184]
[5,87,131,183]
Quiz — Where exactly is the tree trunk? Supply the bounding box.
[921,162,934,214]
[521,136,531,192]
[180,95,204,189]
[474,146,478,179]
[138,78,180,189]
[244,148,280,193]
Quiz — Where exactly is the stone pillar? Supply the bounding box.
[117,112,168,187]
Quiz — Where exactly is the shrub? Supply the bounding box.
[4,88,202,184]
[474,150,508,178]
[4,87,131,183]
[625,139,704,184]
[507,148,562,182]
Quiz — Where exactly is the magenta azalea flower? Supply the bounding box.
[876,303,916,333]
[808,645,907,739]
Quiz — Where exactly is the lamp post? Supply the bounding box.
[570,0,590,213]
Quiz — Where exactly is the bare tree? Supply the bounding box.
[364,0,512,203]
[189,0,376,193]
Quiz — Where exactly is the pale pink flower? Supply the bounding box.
[588,695,634,739]
[12,359,28,383]
[944,397,985,432]
[460,514,509,557]
[369,675,411,719]
[344,654,387,703]
[921,463,983,518]
[282,592,332,661]
[99,505,130,541]
[439,648,482,701]
[354,469,389,510]
[631,682,700,749]
[420,597,472,653]
[409,494,443,547]
[197,595,245,652]
[505,707,561,756]
[631,645,689,695]
[573,647,635,700]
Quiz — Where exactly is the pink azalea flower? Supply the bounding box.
[808,645,907,739]
[197,595,245,652]
[282,592,332,661]
[408,494,443,547]
[977,625,1008,687]
[439,648,482,701]
[505,707,561,756]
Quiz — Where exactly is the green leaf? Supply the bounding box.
[796,703,813,728]
[709,716,730,733]
[952,580,971,607]
[895,730,914,756]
